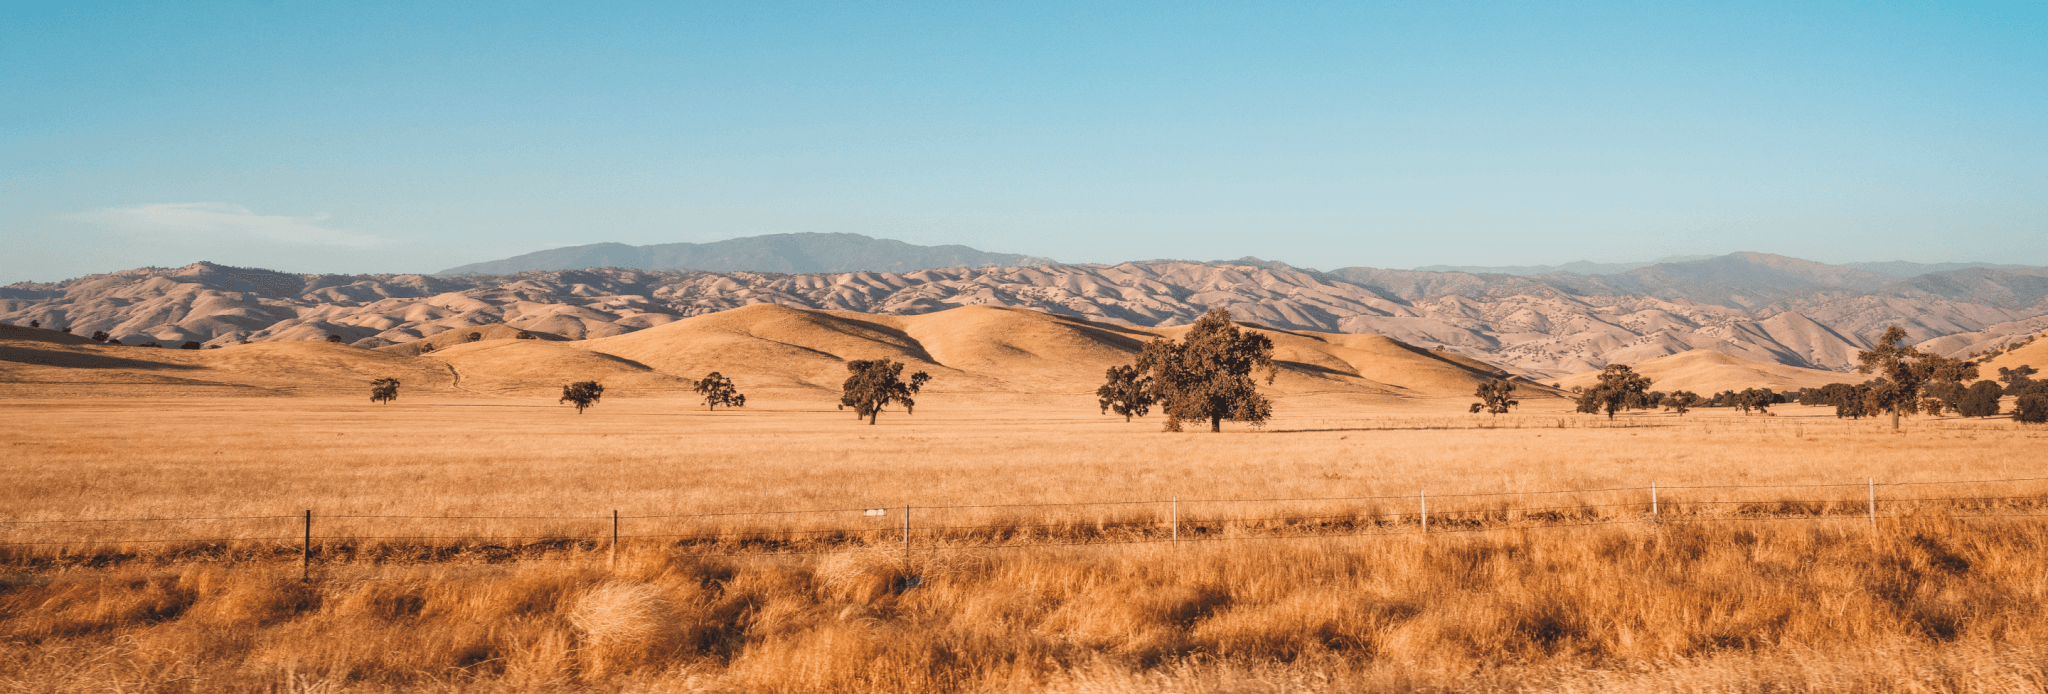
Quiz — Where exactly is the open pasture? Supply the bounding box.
[4,393,2046,556]
[6,392,2048,692]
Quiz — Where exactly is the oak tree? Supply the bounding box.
[1958,380,2004,418]
[1856,326,1978,430]
[1096,364,1154,422]
[1664,390,1700,416]
[1575,364,1653,419]
[370,378,400,404]
[694,372,743,410]
[1470,378,1519,415]
[561,381,604,414]
[1136,308,1277,432]
[840,359,930,425]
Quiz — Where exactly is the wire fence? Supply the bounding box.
[5,476,2048,574]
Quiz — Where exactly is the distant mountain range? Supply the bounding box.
[439,233,1055,275]
[7,247,2046,379]
[1414,257,2029,278]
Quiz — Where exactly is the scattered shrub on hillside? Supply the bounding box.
[1575,364,1652,419]
[1470,378,1518,415]
[58,327,70,333]
[107,337,123,345]
[840,360,929,425]
[466,332,482,342]
[206,344,221,349]
[90,330,109,342]
[325,334,343,343]
[515,331,536,340]
[370,378,400,405]
[1137,308,1277,433]
[1959,380,2003,417]
[2001,366,2038,395]
[140,341,162,347]
[180,341,202,350]
[694,372,743,411]
[27,320,38,328]
[561,381,605,414]
[1096,364,1155,422]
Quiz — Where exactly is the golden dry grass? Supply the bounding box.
[4,391,2048,691]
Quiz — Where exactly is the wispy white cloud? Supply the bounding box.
[65,203,388,248]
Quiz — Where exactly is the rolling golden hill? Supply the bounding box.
[2,305,1548,401]
[1558,349,1850,394]
[1978,333,2048,376]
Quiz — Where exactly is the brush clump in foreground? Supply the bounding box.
[4,519,2046,693]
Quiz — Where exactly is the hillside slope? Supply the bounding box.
[1557,349,1849,394]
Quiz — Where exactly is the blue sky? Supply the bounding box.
[3,1,2044,281]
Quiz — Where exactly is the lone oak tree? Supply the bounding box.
[1857,326,1978,430]
[560,381,604,414]
[1096,364,1155,422]
[1137,308,1277,433]
[370,378,400,404]
[1469,378,1519,415]
[1576,364,1653,420]
[840,359,930,425]
[694,372,743,411]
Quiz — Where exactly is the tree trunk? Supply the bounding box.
[1891,410,1900,430]
[1124,413,1132,422]
[869,410,878,425]
[1210,415,1222,433]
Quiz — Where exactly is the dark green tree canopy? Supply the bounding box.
[1470,378,1518,415]
[1096,364,1155,422]
[370,378,400,405]
[1958,380,2003,418]
[1136,308,1277,433]
[1575,364,1653,419]
[694,372,743,411]
[1857,326,1978,429]
[560,381,604,414]
[840,359,930,425]
[1664,390,1700,416]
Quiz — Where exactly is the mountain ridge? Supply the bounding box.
[438,233,1056,275]
[7,254,2048,379]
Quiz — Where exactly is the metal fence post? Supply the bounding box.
[609,510,619,570]
[301,510,311,583]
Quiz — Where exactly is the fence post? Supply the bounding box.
[902,504,911,572]
[301,510,311,583]
[1171,496,1179,547]
[609,510,618,570]
[1420,490,1428,535]
[1868,477,1876,528]
[1651,482,1658,518]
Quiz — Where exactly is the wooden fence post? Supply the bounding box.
[609,510,618,570]
[1171,496,1179,547]
[1651,482,1658,518]
[1868,477,1876,528]
[1420,490,1428,535]
[301,510,311,583]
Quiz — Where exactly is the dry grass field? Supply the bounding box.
[6,389,2048,692]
